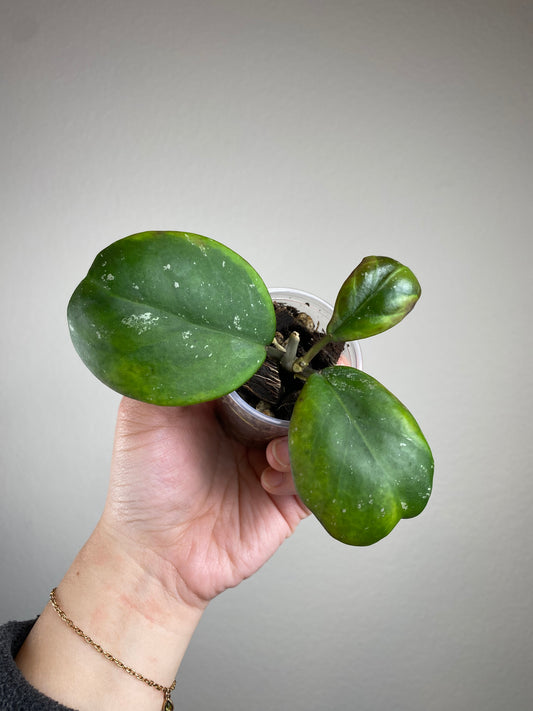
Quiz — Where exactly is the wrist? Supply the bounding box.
[17,525,203,711]
[74,521,207,626]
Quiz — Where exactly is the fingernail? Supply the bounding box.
[272,438,290,468]
[262,469,284,489]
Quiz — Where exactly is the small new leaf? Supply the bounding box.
[327,256,421,342]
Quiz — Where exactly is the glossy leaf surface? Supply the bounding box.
[67,231,276,405]
[289,366,433,545]
[327,256,421,341]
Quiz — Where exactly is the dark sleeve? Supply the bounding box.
[0,619,76,710]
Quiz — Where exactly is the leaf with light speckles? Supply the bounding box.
[326,256,421,342]
[67,231,276,405]
[289,366,434,545]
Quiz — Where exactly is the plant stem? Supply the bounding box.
[280,332,300,371]
[293,334,334,373]
[266,344,284,361]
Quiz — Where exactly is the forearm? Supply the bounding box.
[15,525,203,711]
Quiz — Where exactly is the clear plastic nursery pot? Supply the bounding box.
[216,288,363,447]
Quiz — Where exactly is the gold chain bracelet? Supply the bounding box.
[49,588,175,711]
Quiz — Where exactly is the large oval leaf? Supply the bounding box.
[289,366,434,545]
[67,231,276,405]
[326,256,421,341]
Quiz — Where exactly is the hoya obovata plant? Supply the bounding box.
[68,230,434,546]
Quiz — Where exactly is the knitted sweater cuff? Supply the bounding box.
[0,619,75,710]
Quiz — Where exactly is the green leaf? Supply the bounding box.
[327,256,421,341]
[67,231,276,405]
[289,366,434,545]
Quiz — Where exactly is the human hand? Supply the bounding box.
[101,397,309,609]
[16,397,308,710]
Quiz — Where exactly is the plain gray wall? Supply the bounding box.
[1,1,532,709]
